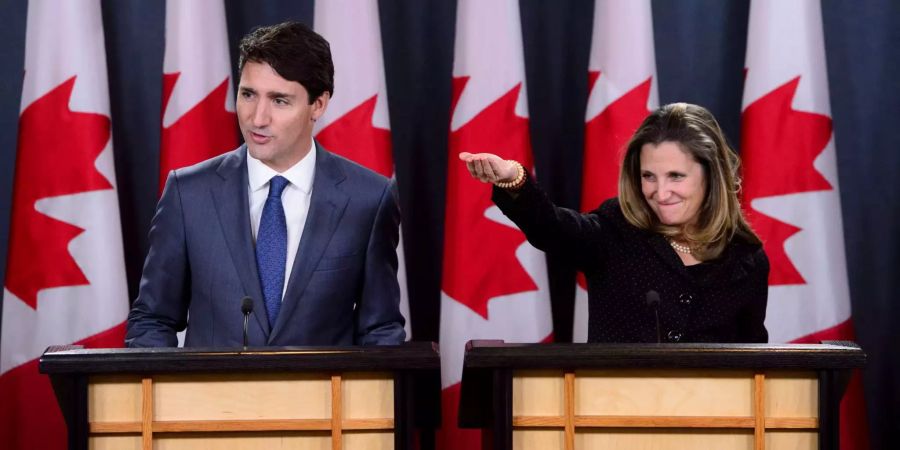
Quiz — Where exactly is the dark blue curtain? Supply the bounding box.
[1,0,897,447]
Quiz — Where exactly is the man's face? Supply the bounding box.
[237,61,329,172]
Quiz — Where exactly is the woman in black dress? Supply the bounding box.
[460,103,769,343]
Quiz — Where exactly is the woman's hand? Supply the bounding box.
[459,152,519,184]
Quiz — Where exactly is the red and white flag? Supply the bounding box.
[314,0,410,339]
[162,0,236,347]
[575,0,659,342]
[440,0,553,447]
[160,0,237,190]
[742,1,868,448]
[0,1,129,448]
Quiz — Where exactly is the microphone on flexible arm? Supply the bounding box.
[645,290,661,344]
[241,297,254,349]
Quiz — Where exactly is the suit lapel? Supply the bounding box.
[270,144,349,342]
[211,146,270,336]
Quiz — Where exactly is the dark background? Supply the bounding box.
[0,1,897,447]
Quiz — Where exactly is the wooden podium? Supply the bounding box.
[459,340,865,450]
[39,343,440,450]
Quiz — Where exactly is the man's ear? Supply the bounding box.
[312,92,331,120]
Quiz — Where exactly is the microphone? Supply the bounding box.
[241,297,254,349]
[645,290,661,344]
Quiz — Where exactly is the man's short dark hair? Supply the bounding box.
[238,21,334,104]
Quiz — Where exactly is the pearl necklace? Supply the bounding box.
[667,238,693,254]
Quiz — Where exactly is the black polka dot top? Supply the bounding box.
[493,176,769,343]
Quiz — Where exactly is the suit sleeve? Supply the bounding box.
[124,171,190,347]
[492,174,605,271]
[354,179,406,345]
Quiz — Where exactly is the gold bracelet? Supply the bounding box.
[494,160,526,190]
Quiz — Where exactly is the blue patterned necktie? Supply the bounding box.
[256,175,290,328]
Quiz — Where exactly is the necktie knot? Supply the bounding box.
[268,176,289,199]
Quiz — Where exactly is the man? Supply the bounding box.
[125,22,405,347]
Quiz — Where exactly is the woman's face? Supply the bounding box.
[639,141,707,228]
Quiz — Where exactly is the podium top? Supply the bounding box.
[462,340,866,370]
[39,342,440,375]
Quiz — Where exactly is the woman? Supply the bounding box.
[460,103,769,343]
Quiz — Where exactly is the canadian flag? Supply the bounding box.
[313,0,411,339]
[440,0,553,447]
[160,0,237,190]
[742,1,868,448]
[0,1,129,448]
[575,0,659,342]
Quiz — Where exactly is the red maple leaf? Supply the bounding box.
[582,75,653,212]
[160,73,237,192]
[587,70,601,94]
[741,76,833,285]
[316,94,393,177]
[442,77,537,318]
[4,77,112,309]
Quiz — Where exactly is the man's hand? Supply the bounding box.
[459,152,519,184]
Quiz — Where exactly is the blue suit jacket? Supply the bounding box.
[125,143,405,347]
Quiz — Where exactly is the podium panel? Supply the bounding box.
[41,344,440,450]
[573,430,753,450]
[460,341,864,450]
[91,432,332,450]
[510,369,818,450]
[85,372,392,449]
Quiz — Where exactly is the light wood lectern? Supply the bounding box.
[459,340,864,450]
[40,343,440,450]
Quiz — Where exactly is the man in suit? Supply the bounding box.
[125,21,405,347]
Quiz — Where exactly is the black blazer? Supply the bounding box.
[493,177,769,343]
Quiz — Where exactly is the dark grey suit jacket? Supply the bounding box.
[125,142,405,347]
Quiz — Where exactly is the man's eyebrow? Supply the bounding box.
[266,91,295,99]
[237,86,295,100]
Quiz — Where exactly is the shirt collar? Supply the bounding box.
[247,141,317,194]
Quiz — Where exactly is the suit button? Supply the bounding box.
[678,293,693,305]
[666,330,683,342]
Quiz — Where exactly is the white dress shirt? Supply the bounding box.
[247,142,316,298]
